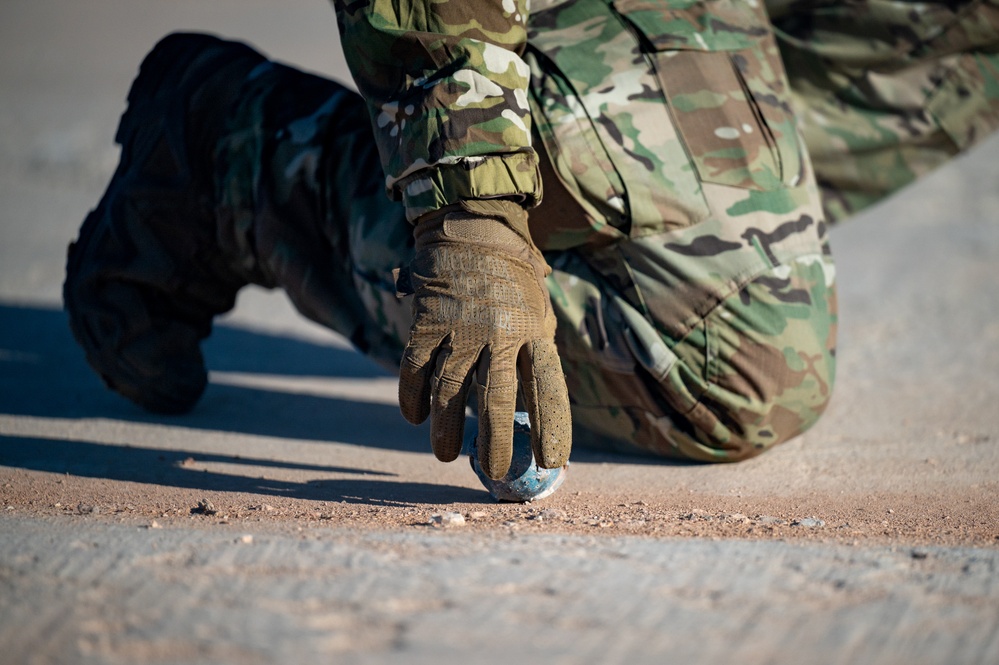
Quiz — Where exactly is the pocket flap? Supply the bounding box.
[613,0,767,51]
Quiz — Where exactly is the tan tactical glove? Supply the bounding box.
[397,199,572,479]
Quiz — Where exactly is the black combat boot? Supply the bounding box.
[64,33,267,414]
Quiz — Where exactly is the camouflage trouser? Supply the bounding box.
[214,0,998,462]
[769,0,999,223]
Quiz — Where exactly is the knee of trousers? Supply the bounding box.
[669,259,838,461]
[560,256,838,463]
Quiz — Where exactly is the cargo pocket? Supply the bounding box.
[526,49,629,244]
[525,0,714,242]
[614,0,804,191]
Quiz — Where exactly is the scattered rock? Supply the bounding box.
[467,511,487,520]
[180,457,196,467]
[76,503,96,515]
[430,512,465,528]
[237,534,253,544]
[792,517,825,528]
[757,515,786,525]
[148,521,162,529]
[537,508,564,521]
[910,550,929,560]
[191,499,217,516]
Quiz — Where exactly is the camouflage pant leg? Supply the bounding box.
[767,0,999,223]
[213,60,413,371]
[541,192,837,463]
[525,0,837,461]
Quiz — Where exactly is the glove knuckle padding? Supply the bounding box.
[402,199,573,477]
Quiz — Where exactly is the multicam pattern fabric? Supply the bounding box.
[770,0,999,222]
[209,0,998,462]
[214,60,413,371]
[332,0,541,220]
[518,0,835,460]
[542,182,836,461]
[524,0,805,247]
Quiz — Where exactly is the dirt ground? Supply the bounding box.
[1,1,998,663]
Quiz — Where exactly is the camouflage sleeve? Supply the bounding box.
[332,0,541,221]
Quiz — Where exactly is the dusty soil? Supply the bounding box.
[3,466,996,548]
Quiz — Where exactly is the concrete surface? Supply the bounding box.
[1,1,997,664]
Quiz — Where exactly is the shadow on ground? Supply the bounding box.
[0,302,426,448]
[0,434,486,505]
[0,301,681,502]
[0,302,508,503]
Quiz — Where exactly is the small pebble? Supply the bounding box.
[792,517,825,528]
[237,534,253,544]
[758,515,785,525]
[148,521,162,529]
[911,550,929,560]
[430,512,465,528]
[467,511,487,520]
[192,499,217,516]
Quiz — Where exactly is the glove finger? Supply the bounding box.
[518,339,572,469]
[397,332,439,426]
[475,345,518,480]
[429,344,477,463]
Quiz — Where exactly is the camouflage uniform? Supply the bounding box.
[211,0,998,462]
[770,0,999,222]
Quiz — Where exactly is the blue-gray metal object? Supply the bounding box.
[463,411,568,502]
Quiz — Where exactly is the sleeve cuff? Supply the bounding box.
[395,152,543,222]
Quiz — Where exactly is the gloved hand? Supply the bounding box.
[397,198,572,479]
